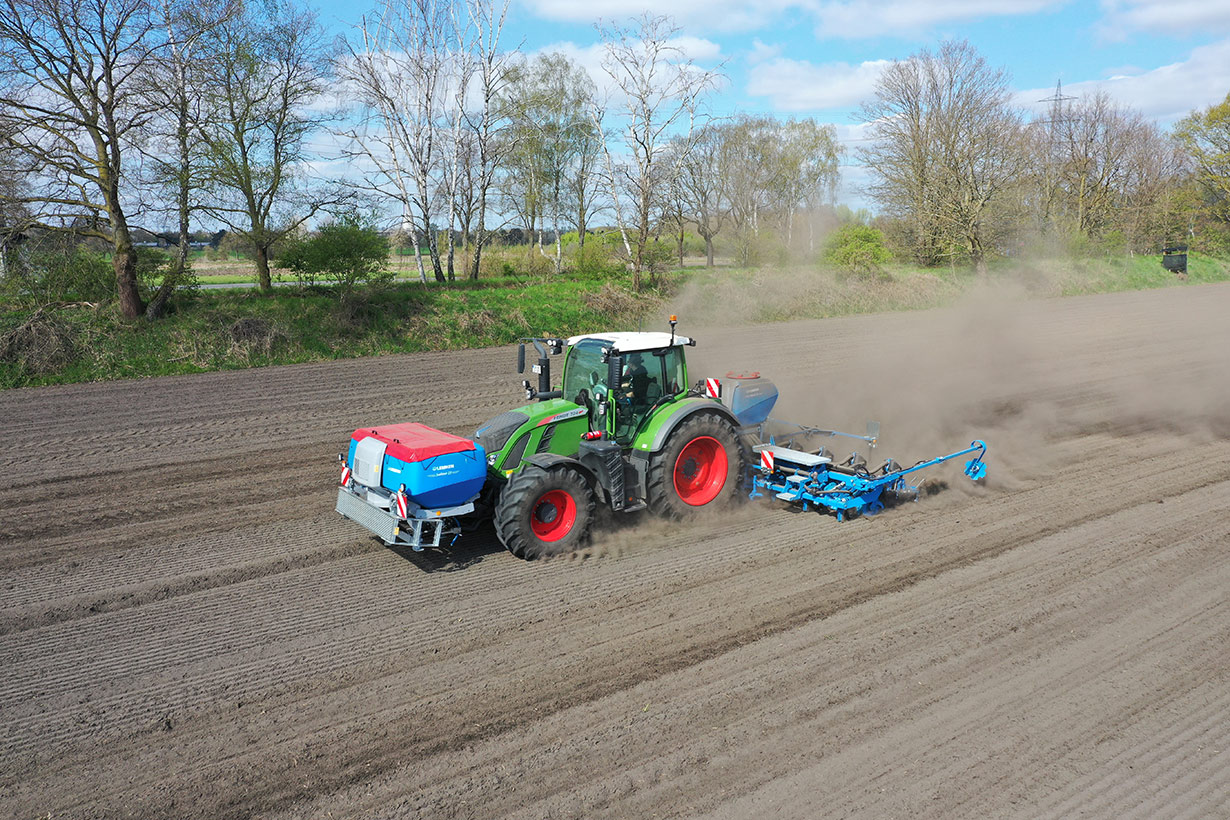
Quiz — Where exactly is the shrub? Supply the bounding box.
[822,224,893,275]
[641,240,677,277]
[571,240,624,277]
[278,216,391,293]
[581,282,640,318]
[1,242,113,306]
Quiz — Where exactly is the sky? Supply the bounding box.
[312,0,1230,209]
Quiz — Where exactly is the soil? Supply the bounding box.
[2,284,1227,819]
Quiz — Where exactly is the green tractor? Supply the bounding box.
[481,321,751,557]
[337,318,773,559]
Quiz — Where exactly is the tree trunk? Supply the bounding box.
[704,234,714,267]
[114,241,145,319]
[148,94,193,321]
[427,231,445,282]
[106,172,145,317]
[412,242,428,284]
[677,225,684,267]
[255,244,273,291]
[446,229,455,281]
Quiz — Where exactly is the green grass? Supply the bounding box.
[0,276,658,388]
[2,252,1227,389]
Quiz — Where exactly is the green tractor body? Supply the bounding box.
[477,329,747,557]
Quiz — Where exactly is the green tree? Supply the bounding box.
[500,52,599,274]
[1174,92,1230,226]
[279,216,390,292]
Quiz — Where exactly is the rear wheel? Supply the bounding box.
[495,464,595,559]
[648,414,742,518]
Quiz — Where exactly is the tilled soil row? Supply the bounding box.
[2,283,1228,819]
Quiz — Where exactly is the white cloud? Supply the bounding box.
[525,0,796,31]
[526,0,1063,36]
[1014,38,1230,121]
[1097,0,1230,39]
[809,0,1062,38]
[668,35,724,61]
[533,36,724,99]
[748,39,784,64]
[747,57,891,111]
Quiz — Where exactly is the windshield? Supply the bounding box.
[562,339,610,430]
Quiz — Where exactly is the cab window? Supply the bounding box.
[562,339,610,428]
[613,346,687,442]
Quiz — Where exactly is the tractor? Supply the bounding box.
[335,317,988,558]
[337,317,762,558]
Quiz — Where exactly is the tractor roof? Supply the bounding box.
[566,331,693,353]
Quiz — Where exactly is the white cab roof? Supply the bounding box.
[566,331,693,353]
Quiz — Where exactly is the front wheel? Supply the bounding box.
[495,465,596,559]
[647,414,742,518]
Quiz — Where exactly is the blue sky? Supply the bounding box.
[314,0,1230,207]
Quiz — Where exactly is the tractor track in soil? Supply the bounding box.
[1,284,1228,819]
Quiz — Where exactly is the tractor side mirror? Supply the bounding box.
[607,355,622,391]
[517,343,525,374]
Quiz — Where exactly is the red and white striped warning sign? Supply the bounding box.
[705,378,721,399]
[395,491,408,519]
[760,449,775,473]
[340,465,351,486]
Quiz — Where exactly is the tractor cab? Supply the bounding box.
[561,331,691,444]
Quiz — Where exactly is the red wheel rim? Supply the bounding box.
[673,436,728,506]
[531,489,577,542]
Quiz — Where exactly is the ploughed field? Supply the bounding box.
[2,284,1228,819]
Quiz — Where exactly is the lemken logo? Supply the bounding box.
[433,463,455,471]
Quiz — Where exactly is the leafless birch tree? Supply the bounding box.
[594,13,719,289]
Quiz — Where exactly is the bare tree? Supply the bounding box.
[1051,92,1144,236]
[774,119,842,254]
[0,0,163,317]
[860,40,1024,272]
[594,13,719,289]
[342,0,456,283]
[141,0,236,317]
[674,123,727,267]
[195,0,337,292]
[1024,90,1186,251]
[566,118,603,251]
[719,115,777,265]
[463,0,513,279]
[1116,121,1185,250]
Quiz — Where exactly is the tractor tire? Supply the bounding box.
[495,464,595,559]
[647,413,743,519]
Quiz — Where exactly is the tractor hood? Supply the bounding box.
[475,398,590,473]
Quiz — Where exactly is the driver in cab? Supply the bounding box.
[621,353,653,407]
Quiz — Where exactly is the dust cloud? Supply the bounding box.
[680,271,1230,497]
